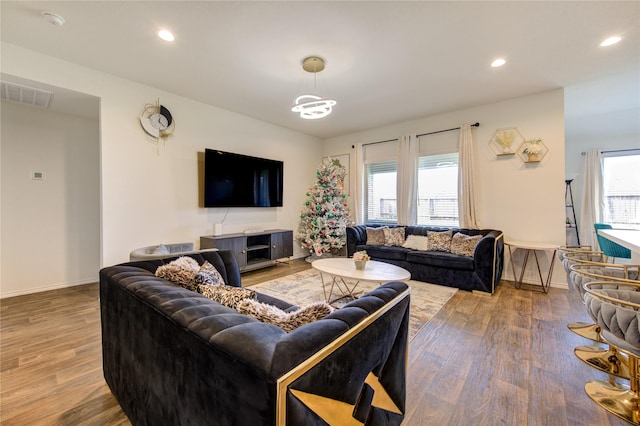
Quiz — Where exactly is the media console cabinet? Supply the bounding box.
[200,229,293,272]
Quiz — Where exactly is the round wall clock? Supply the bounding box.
[140,100,175,140]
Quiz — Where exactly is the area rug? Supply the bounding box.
[249,269,457,340]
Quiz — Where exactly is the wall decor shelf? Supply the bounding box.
[517,138,548,163]
[488,127,525,157]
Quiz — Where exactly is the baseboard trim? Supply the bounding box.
[0,277,98,299]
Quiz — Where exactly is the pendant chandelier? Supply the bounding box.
[291,56,337,120]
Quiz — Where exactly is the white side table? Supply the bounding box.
[505,240,557,294]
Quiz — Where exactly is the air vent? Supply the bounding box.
[0,81,53,109]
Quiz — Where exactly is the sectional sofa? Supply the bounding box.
[347,224,504,294]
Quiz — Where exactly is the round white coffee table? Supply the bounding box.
[312,258,411,304]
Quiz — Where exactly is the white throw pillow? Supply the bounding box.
[403,235,429,251]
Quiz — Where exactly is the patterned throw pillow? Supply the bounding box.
[450,232,482,257]
[155,256,200,291]
[366,227,387,245]
[426,230,453,252]
[383,227,406,247]
[198,285,256,309]
[193,261,226,286]
[403,234,429,251]
[236,299,334,332]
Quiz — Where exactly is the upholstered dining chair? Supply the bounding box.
[558,247,603,276]
[571,268,639,379]
[594,223,632,263]
[582,280,640,425]
[557,245,594,264]
[559,249,607,341]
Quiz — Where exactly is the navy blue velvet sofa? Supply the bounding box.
[347,225,504,294]
[100,250,410,425]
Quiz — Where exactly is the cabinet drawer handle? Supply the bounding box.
[241,250,246,254]
[272,245,276,248]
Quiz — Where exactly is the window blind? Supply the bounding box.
[365,161,397,224]
[602,150,640,228]
[417,153,459,226]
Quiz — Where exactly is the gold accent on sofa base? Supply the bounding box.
[490,232,504,295]
[275,288,411,425]
[364,372,403,415]
[289,389,363,426]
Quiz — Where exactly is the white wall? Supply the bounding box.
[323,90,568,287]
[1,102,100,297]
[1,42,323,296]
[564,70,640,246]
[8,41,609,293]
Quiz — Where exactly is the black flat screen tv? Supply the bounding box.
[204,149,283,208]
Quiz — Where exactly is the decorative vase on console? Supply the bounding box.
[353,250,370,270]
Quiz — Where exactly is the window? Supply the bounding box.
[361,134,461,226]
[365,161,397,224]
[602,150,640,229]
[417,153,459,226]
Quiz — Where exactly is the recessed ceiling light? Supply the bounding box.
[600,36,622,47]
[157,30,175,42]
[41,11,65,26]
[491,58,506,68]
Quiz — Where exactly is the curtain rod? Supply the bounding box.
[416,122,480,138]
[361,138,399,147]
[580,148,639,155]
[359,122,480,148]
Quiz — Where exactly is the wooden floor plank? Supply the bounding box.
[0,260,629,425]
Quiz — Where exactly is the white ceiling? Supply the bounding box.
[1,1,638,139]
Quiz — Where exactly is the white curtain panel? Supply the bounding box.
[397,134,418,225]
[353,143,365,224]
[579,149,605,249]
[457,123,479,229]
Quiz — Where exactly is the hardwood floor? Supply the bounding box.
[0,260,627,425]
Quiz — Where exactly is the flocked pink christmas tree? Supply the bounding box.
[298,157,352,256]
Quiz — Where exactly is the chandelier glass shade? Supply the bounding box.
[292,56,336,120]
